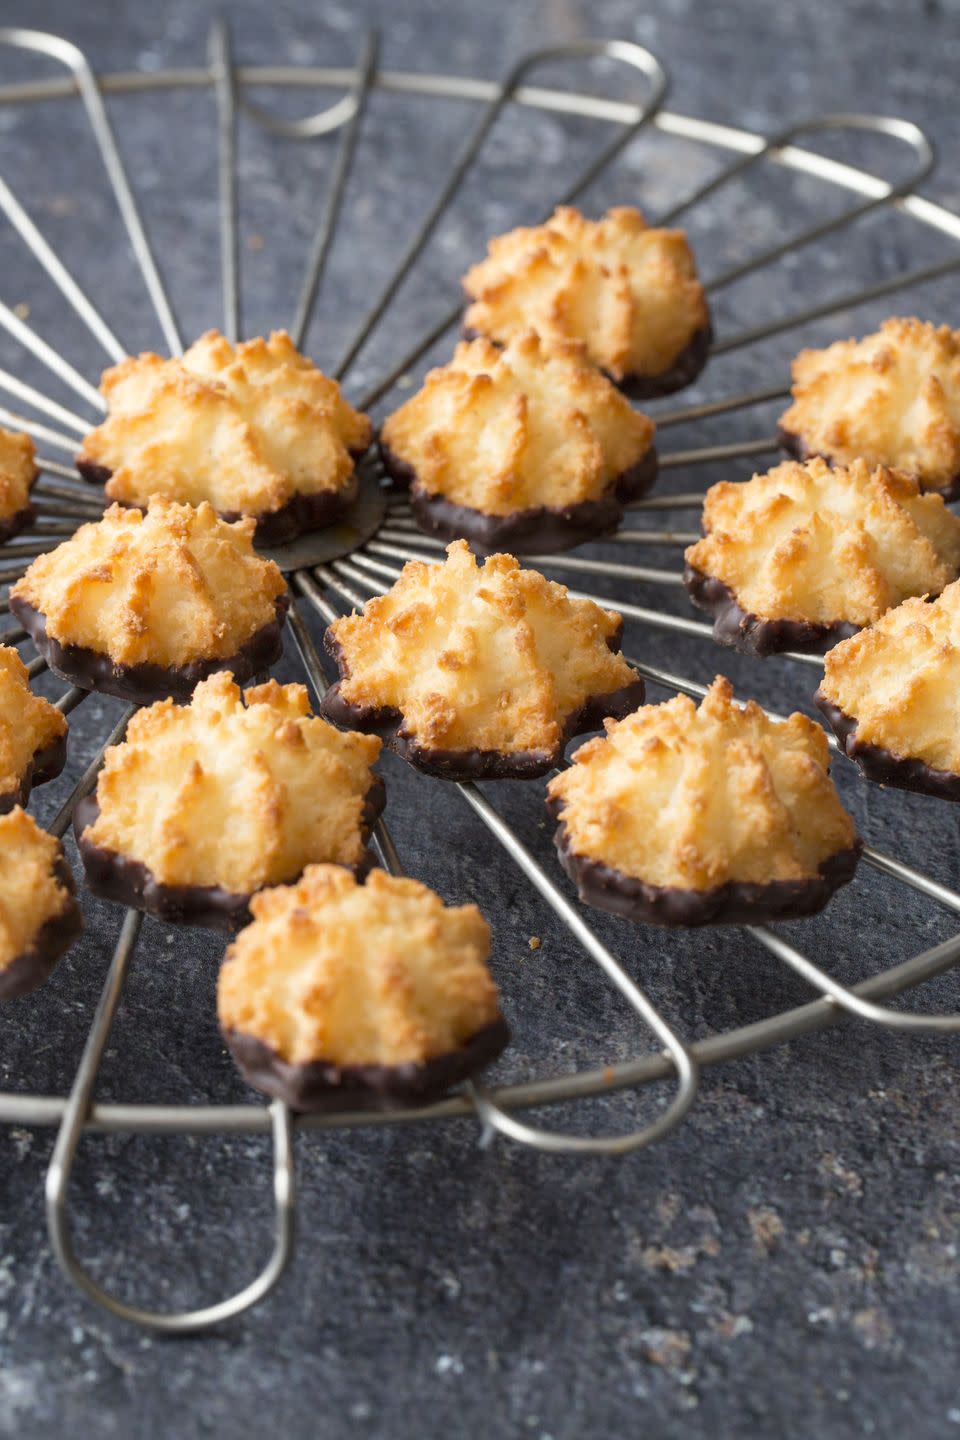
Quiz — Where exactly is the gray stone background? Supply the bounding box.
[1,0,960,1435]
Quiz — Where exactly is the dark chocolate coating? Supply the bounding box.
[73,776,387,932]
[461,321,713,400]
[379,442,659,555]
[815,690,960,801]
[550,808,862,926]
[0,859,83,1001]
[10,594,289,706]
[77,452,369,545]
[223,1015,510,1112]
[777,425,960,504]
[75,458,112,487]
[0,503,36,546]
[0,730,68,816]
[319,628,645,781]
[683,562,860,657]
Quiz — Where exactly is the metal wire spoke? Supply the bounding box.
[658,112,934,227]
[653,386,790,429]
[289,29,380,352]
[697,115,935,292]
[0,408,87,456]
[0,28,183,354]
[364,536,684,587]
[0,174,126,363]
[457,782,698,1155]
[286,582,404,877]
[210,18,241,345]
[713,253,960,357]
[0,369,91,435]
[0,300,104,412]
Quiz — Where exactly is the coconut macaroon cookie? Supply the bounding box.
[76,330,372,543]
[0,426,38,544]
[74,673,384,930]
[0,808,82,1001]
[320,540,645,780]
[547,677,861,926]
[218,865,508,1111]
[817,580,960,800]
[10,498,288,705]
[380,331,658,552]
[462,206,711,397]
[684,457,960,656]
[0,646,68,813]
[778,319,960,499]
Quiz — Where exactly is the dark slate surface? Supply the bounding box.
[2,0,960,1435]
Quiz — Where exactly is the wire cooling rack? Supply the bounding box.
[1,23,960,1334]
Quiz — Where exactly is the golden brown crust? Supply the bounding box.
[0,645,67,799]
[819,580,960,774]
[80,672,382,893]
[78,329,372,517]
[11,498,286,668]
[685,457,960,627]
[0,427,36,522]
[326,539,639,758]
[547,676,858,891]
[380,331,655,515]
[0,807,73,974]
[217,865,499,1067]
[462,206,708,382]
[779,319,960,492]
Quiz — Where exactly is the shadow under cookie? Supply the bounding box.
[11,594,289,706]
[683,562,860,657]
[223,1014,510,1112]
[380,442,659,555]
[73,777,387,932]
[552,816,863,926]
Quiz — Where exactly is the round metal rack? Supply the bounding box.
[0,23,959,1333]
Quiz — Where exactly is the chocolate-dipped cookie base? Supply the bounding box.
[461,322,713,401]
[0,502,36,546]
[777,425,960,505]
[551,815,862,926]
[0,860,83,1001]
[816,690,960,801]
[76,457,364,545]
[380,442,658,555]
[319,627,645,781]
[683,562,860,657]
[615,322,714,400]
[0,730,68,815]
[73,776,386,932]
[223,1014,510,1112]
[10,594,289,706]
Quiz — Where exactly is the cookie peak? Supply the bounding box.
[779,317,960,495]
[78,328,371,525]
[462,205,709,386]
[548,675,858,900]
[322,539,642,772]
[218,864,501,1070]
[685,455,960,643]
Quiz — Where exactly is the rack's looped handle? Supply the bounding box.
[0,26,181,354]
[44,910,298,1334]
